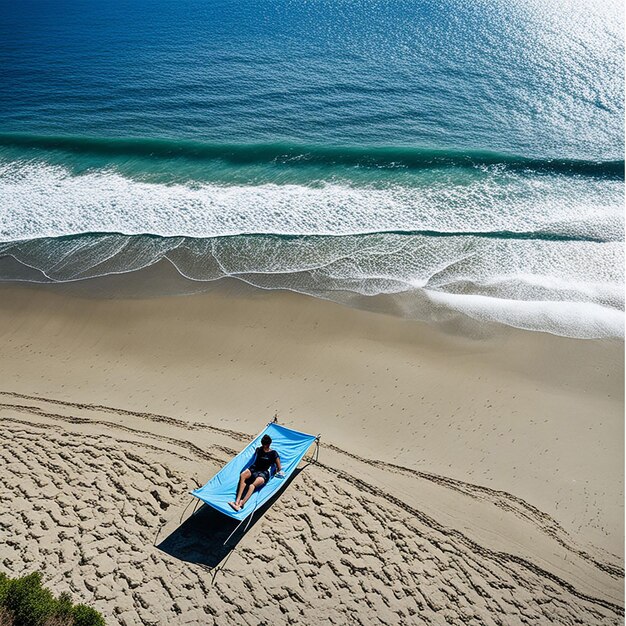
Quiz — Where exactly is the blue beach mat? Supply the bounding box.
[191,423,318,521]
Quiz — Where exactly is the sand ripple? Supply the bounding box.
[0,394,622,625]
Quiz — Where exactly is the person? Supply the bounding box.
[229,434,283,511]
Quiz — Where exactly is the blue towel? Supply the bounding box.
[191,423,317,520]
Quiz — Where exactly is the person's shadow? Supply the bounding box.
[155,467,304,571]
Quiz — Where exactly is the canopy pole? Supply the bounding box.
[179,494,201,525]
[223,515,247,546]
[243,501,259,534]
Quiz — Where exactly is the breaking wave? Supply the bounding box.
[0,138,622,339]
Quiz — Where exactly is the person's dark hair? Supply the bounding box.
[261,434,272,447]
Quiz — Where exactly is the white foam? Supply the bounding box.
[1,161,623,338]
[0,160,622,241]
[425,290,625,339]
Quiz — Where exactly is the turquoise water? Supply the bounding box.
[0,0,623,337]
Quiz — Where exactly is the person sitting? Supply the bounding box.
[229,434,283,511]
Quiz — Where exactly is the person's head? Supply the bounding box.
[261,434,272,450]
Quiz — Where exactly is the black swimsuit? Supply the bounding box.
[249,447,278,483]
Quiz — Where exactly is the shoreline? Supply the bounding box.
[0,279,623,623]
[1,228,623,342]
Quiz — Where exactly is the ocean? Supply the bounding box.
[0,0,623,337]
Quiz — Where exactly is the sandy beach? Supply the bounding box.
[0,277,622,625]
[1,0,623,623]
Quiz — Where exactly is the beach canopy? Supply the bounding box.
[191,423,318,521]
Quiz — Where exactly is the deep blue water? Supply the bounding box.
[0,0,623,337]
[0,0,623,156]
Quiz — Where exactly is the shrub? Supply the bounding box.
[0,573,10,606]
[70,606,104,626]
[0,606,15,626]
[0,573,105,626]
[3,572,56,626]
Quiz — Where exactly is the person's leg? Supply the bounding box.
[230,469,251,509]
[240,476,265,508]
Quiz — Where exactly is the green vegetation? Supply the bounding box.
[0,572,105,626]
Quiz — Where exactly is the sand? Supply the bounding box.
[0,280,623,625]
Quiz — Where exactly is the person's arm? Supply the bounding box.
[274,452,285,478]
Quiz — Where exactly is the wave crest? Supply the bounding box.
[0,134,624,178]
